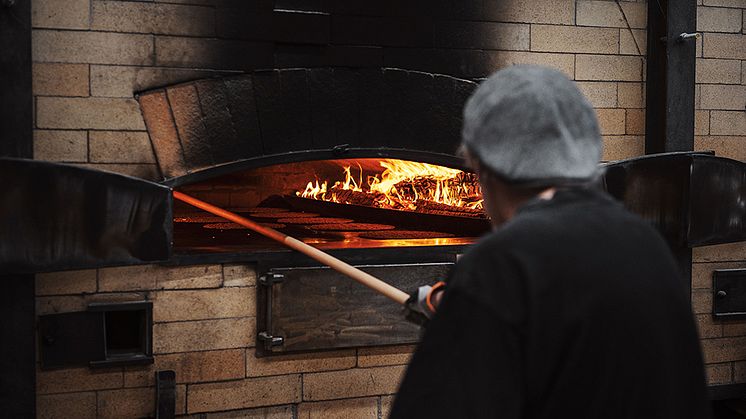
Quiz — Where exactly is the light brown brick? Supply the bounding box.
[701,336,746,363]
[33,30,154,65]
[700,84,746,110]
[697,6,743,33]
[486,51,575,78]
[696,59,742,84]
[298,397,378,419]
[358,345,415,368]
[381,395,394,418]
[694,242,746,262]
[703,0,746,6]
[435,21,529,51]
[90,65,226,98]
[531,25,618,54]
[692,261,746,289]
[125,349,245,386]
[576,82,617,108]
[692,289,713,314]
[36,269,96,296]
[697,314,723,338]
[695,111,711,135]
[601,135,645,161]
[32,0,89,30]
[706,363,733,385]
[246,350,356,377]
[37,392,96,419]
[724,320,746,337]
[152,287,254,322]
[576,1,647,28]
[89,131,155,164]
[711,111,746,135]
[483,0,575,25]
[596,108,626,135]
[37,97,145,130]
[153,317,254,353]
[625,108,645,135]
[33,130,88,162]
[735,361,746,382]
[617,82,645,108]
[223,264,256,287]
[179,406,294,419]
[157,264,223,290]
[99,264,159,291]
[79,163,160,180]
[620,29,646,55]
[97,387,154,419]
[188,375,301,413]
[303,365,406,401]
[576,55,643,81]
[92,1,214,36]
[704,33,746,60]
[100,264,222,292]
[695,136,746,161]
[33,63,89,97]
[37,367,123,394]
[36,295,87,315]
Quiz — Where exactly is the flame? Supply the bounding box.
[297,159,483,215]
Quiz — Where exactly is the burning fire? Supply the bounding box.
[297,159,483,215]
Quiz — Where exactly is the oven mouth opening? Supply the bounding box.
[173,156,491,254]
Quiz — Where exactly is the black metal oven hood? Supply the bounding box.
[2,151,746,274]
[0,158,172,274]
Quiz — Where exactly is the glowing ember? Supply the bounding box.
[297,159,483,215]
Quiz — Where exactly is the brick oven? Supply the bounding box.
[3,0,746,418]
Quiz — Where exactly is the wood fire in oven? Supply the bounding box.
[172,157,490,254]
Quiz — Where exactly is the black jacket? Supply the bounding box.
[391,187,710,419]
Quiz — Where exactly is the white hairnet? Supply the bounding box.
[461,65,602,186]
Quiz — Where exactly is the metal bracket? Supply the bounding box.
[258,272,285,286]
[258,331,284,350]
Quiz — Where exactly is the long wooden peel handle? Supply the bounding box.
[173,191,410,305]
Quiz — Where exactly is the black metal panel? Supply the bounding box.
[156,370,177,419]
[39,301,154,369]
[603,153,693,246]
[0,0,32,159]
[602,152,746,248]
[713,270,746,319]
[689,157,746,246]
[0,275,35,417]
[0,159,172,274]
[257,262,453,356]
[645,0,697,153]
[39,311,105,369]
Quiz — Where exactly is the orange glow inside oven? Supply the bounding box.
[173,158,490,253]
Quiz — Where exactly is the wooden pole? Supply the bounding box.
[173,191,410,305]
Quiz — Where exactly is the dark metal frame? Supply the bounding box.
[645,0,697,153]
[0,0,34,416]
[88,301,154,368]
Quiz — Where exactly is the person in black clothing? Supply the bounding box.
[393,65,710,419]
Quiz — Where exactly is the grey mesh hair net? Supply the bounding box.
[461,65,602,186]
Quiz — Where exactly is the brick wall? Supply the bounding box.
[694,1,746,161]
[35,264,413,418]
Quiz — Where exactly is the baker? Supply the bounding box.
[394,65,710,418]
